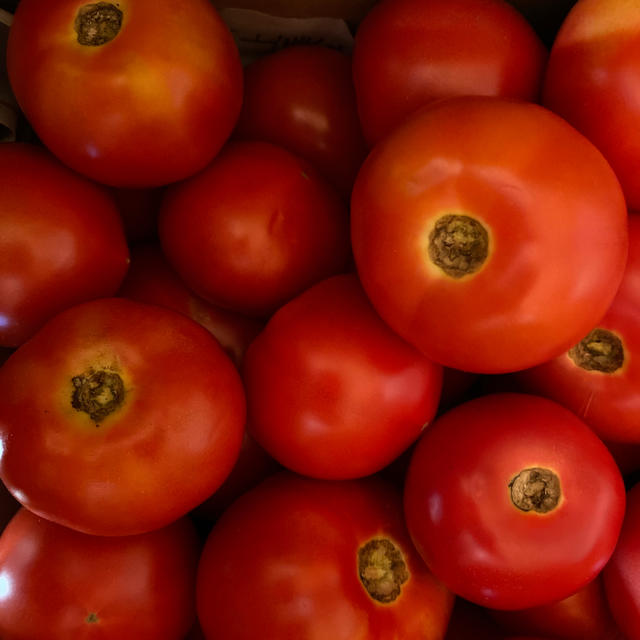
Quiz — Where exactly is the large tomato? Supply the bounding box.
[351,96,628,374]
[7,0,242,187]
[404,393,626,610]
[197,472,454,640]
[543,0,640,210]
[0,508,199,639]
[0,298,245,536]
[243,273,443,479]
[0,143,129,348]
[352,0,547,146]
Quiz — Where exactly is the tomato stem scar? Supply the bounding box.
[568,327,624,373]
[71,368,125,423]
[510,467,561,513]
[358,538,409,603]
[75,2,123,46]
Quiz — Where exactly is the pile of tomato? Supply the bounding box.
[0,0,639,638]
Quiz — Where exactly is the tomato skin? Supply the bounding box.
[7,0,242,187]
[404,393,626,610]
[0,508,199,640]
[0,298,245,536]
[243,273,443,479]
[543,0,640,210]
[234,46,367,199]
[351,96,628,374]
[159,140,350,317]
[352,0,547,146]
[0,143,129,348]
[196,472,454,640]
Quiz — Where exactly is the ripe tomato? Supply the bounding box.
[603,482,640,640]
[352,0,547,146]
[159,140,350,317]
[0,508,199,639]
[196,472,454,640]
[243,273,443,479]
[0,298,245,536]
[0,143,129,348]
[234,45,368,199]
[7,0,242,187]
[118,243,263,368]
[351,96,628,373]
[543,0,640,210]
[404,393,626,610]
[514,214,640,444]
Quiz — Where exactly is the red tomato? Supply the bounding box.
[234,45,368,199]
[543,0,640,210]
[159,140,350,317]
[352,0,547,146]
[118,243,263,368]
[7,0,242,187]
[0,298,245,536]
[604,482,640,640]
[196,472,454,640]
[490,574,624,640]
[514,214,640,443]
[0,508,199,639]
[243,273,443,479]
[0,143,129,348]
[351,96,628,374]
[404,393,626,610]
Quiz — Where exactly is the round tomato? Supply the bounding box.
[404,393,626,610]
[196,472,454,640]
[352,0,547,146]
[351,96,628,374]
[0,143,129,348]
[233,45,368,199]
[243,273,443,479]
[0,508,199,639]
[543,0,640,210]
[7,0,242,187]
[159,140,350,318]
[0,298,245,536]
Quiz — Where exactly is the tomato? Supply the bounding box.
[543,0,640,210]
[7,0,242,187]
[603,482,640,640]
[0,508,199,639]
[118,243,263,368]
[404,393,626,610]
[0,298,245,536]
[0,143,129,348]
[196,472,454,640]
[352,0,547,146]
[233,45,367,199]
[490,574,624,640]
[243,273,443,479]
[514,214,640,444]
[159,140,350,317]
[351,96,628,374]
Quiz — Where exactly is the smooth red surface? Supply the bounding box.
[351,96,628,373]
[543,0,640,210]
[352,0,547,146]
[0,298,245,536]
[159,140,350,317]
[197,472,454,640]
[234,45,367,199]
[243,274,443,479]
[7,0,242,187]
[404,393,626,610]
[0,143,129,348]
[0,509,199,640]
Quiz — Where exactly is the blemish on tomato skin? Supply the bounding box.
[85,612,99,624]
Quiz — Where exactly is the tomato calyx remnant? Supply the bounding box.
[75,2,123,46]
[568,327,624,373]
[510,467,561,514]
[71,368,125,423]
[358,538,409,604]
[85,612,99,624]
[428,214,489,278]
